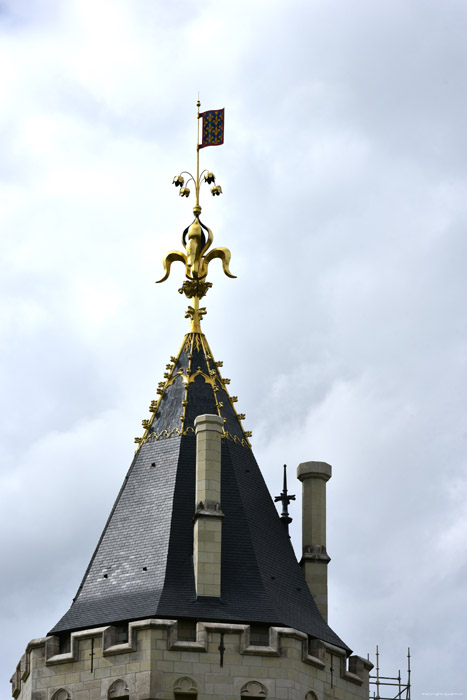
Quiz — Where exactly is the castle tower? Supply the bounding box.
[11,105,372,700]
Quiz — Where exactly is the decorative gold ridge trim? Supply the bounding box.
[200,333,252,448]
[147,426,195,441]
[138,108,248,453]
[134,331,190,449]
[134,331,252,452]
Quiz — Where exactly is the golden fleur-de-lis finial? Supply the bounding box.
[156,217,235,285]
[156,100,235,332]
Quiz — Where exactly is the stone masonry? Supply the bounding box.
[11,619,372,700]
[193,415,224,598]
[297,463,332,623]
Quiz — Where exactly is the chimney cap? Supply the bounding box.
[297,461,332,482]
[194,414,224,433]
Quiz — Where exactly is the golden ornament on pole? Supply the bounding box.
[157,100,235,333]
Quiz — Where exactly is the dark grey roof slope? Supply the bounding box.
[50,331,349,652]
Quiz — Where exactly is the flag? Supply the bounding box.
[199,108,225,148]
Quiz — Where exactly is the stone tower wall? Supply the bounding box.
[11,619,372,700]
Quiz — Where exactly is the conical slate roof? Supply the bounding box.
[50,329,349,652]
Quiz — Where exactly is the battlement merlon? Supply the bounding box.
[11,620,372,700]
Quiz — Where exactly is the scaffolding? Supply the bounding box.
[368,646,411,699]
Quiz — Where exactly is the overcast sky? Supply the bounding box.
[1,0,467,696]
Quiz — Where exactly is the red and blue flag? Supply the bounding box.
[199,108,225,148]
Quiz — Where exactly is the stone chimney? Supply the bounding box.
[193,414,224,597]
[297,461,332,621]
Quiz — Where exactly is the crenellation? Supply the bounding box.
[12,618,371,699]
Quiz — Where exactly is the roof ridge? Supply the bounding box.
[133,331,252,452]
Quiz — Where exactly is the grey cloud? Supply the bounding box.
[2,1,467,696]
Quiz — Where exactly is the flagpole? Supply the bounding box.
[196,99,201,214]
[193,99,201,327]
[158,102,231,337]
